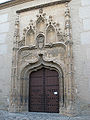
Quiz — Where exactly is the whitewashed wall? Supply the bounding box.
[79,0,90,111]
[0,8,14,110]
[69,0,90,114]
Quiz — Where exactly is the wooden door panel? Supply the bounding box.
[29,68,59,113]
[45,69,58,76]
[30,77,43,86]
[45,85,59,113]
[31,69,43,77]
[45,77,59,85]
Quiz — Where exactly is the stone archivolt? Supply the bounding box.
[10,4,76,116]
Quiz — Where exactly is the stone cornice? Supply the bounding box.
[16,0,71,13]
[0,0,33,10]
[0,0,71,11]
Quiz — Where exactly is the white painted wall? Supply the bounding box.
[0,9,13,110]
[79,0,90,102]
[70,0,90,110]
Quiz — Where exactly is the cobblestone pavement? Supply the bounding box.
[0,111,90,120]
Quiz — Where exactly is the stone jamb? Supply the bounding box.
[19,54,65,113]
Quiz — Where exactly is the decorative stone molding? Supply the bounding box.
[0,0,33,10]
[19,8,65,49]
[16,0,71,13]
[10,2,76,116]
[10,14,20,112]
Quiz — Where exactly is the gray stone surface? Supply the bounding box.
[0,111,90,120]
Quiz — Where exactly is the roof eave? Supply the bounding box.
[0,0,33,10]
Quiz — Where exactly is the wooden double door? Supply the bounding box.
[29,68,59,113]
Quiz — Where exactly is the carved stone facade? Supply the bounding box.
[9,2,77,116]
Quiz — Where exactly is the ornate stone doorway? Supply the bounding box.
[29,67,59,113]
[10,5,76,116]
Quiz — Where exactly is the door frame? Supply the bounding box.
[20,55,64,113]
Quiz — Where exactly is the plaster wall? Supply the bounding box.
[69,0,90,114]
[0,8,13,110]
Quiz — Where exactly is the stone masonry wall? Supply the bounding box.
[0,8,13,110]
[70,0,90,115]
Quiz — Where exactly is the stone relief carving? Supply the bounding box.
[36,34,45,49]
[10,3,76,116]
[18,8,66,49]
[26,26,35,46]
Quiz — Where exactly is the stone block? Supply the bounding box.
[79,6,90,19]
[81,0,90,6]
[0,22,9,33]
[0,45,7,54]
[0,13,8,24]
[81,31,90,45]
[87,48,90,60]
[83,18,90,31]
[0,33,6,44]
[89,79,90,91]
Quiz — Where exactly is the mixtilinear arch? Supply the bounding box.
[10,4,76,116]
[20,54,65,112]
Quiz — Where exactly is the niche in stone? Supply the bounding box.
[46,24,56,43]
[36,15,45,33]
[26,26,35,46]
[36,34,45,49]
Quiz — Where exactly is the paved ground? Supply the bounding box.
[0,111,90,120]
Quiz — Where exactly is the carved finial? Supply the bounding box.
[39,8,43,14]
[48,16,53,25]
[30,20,33,23]
[65,2,68,7]
[15,15,19,26]
[65,3,70,17]
[14,14,20,38]
[46,23,48,26]
[29,20,35,30]
[29,20,33,25]
[65,2,72,42]
[23,28,27,33]
[43,13,46,17]
[56,23,61,32]
[36,15,39,18]
[49,15,53,21]
[27,26,29,30]
[23,28,27,36]
[56,23,60,27]
[33,26,35,30]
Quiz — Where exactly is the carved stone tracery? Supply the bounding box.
[10,3,76,116]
